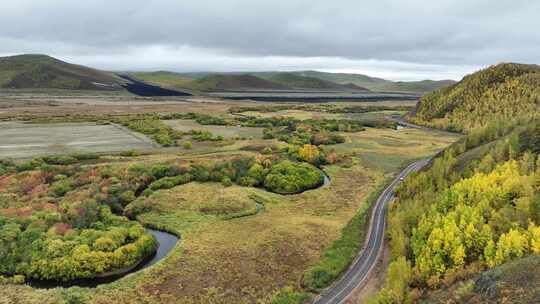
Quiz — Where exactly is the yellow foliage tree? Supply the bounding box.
[298,144,320,164]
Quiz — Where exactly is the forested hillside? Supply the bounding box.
[371,117,540,303]
[411,63,540,132]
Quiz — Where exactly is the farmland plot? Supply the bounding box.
[0,122,155,158]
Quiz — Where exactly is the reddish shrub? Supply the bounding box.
[19,207,33,218]
[52,223,72,236]
[0,174,14,190]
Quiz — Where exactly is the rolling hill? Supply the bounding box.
[0,54,123,90]
[288,70,456,93]
[189,74,290,91]
[410,63,540,132]
[130,70,453,93]
[263,72,369,91]
[129,72,367,92]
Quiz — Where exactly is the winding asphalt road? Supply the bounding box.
[313,159,430,304]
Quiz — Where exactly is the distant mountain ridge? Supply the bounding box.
[128,71,371,93]
[0,54,455,94]
[129,70,454,93]
[0,54,122,90]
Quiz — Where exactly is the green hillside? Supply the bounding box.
[190,74,289,91]
[0,54,122,90]
[290,70,455,93]
[265,72,369,91]
[129,72,367,92]
[128,71,193,89]
[411,63,540,132]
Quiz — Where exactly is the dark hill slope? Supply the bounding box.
[0,54,122,90]
[411,63,540,132]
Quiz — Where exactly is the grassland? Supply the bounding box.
[332,127,458,172]
[0,95,459,304]
[0,54,123,91]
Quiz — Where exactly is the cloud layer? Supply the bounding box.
[1,0,538,80]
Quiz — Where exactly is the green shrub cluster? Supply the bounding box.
[264,161,324,194]
[117,116,180,146]
[270,286,310,304]
[188,130,224,142]
[4,153,102,175]
[148,174,193,191]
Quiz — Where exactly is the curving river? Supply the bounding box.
[28,170,330,289]
[28,229,179,289]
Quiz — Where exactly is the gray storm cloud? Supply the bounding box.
[0,0,538,80]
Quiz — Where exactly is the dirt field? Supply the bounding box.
[164,119,264,139]
[0,122,156,158]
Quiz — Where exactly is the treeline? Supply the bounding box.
[0,153,102,176]
[371,119,540,303]
[412,63,540,132]
[229,104,414,114]
[128,157,325,201]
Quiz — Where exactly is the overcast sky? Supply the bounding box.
[1,0,538,80]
